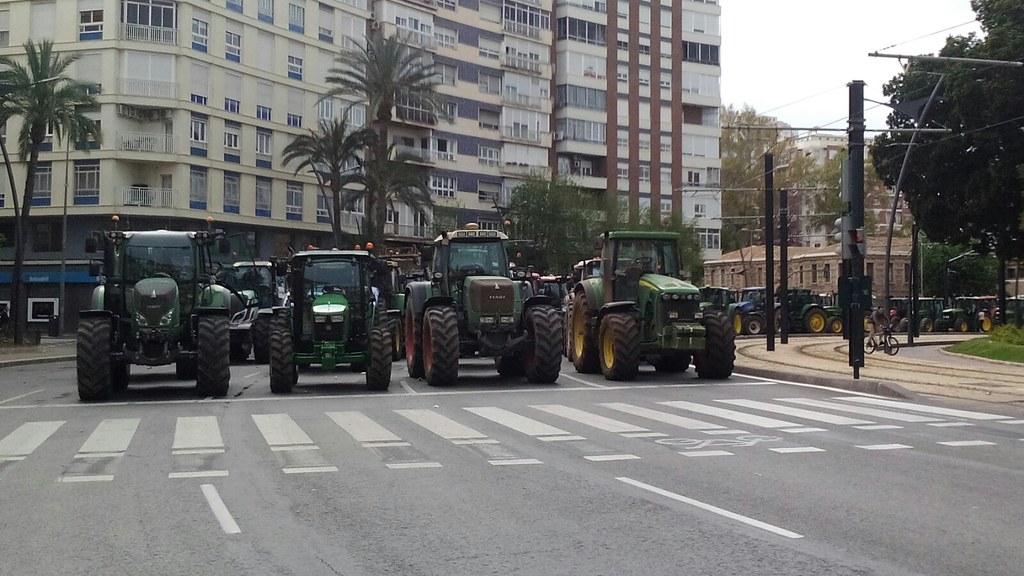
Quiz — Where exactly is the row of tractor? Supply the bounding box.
[75,225,736,400]
[699,287,843,336]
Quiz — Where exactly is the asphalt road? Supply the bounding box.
[1,357,1023,576]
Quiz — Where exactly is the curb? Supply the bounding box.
[937,346,1024,368]
[0,355,76,368]
[736,364,913,399]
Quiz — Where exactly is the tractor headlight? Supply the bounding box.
[500,315,515,325]
[662,294,671,301]
[160,309,175,326]
[668,311,679,320]
[480,316,496,325]
[314,315,328,323]
[694,312,703,320]
[135,311,148,326]
[329,314,345,323]
[672,294,681,300]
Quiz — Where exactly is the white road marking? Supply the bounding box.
[251,414,314,446]
[770,447,826,454]
[0,456,26,462]
[732,372,891,398]
[778,398,943,423]
[853,424,903,430]
[282,465,339,474]
[0,421,64,457]
[362,441,411,448]
[558,372,608,388]
[327,411,403,443]
[702,429,749,435]
[927,422,973,428]
[679,450,734,457]
[201,484,241,534]
[0,389,44,405]
[270,445,320,452]
[600,403,725,430]
[78,418,140,454]
[395,409,488,440]
[488,458,543,466]
[244,372,261,379]
[399,380,418,394]
[451,438,501,445]
[58,474,115,483]
[1002,420,1024,425]
[531,405,649,433]
[617,477,803,539]
[169,470,229,479]
[779,427,828,434]
[717,399,874,425]
[173,448,225,455]
[173,416,224,451]
[73,452,123,459]
[584,454,640,462]
[837,397,1011,421]
[937,440,996,447]
[660,401,800,429]
[538,435,587,442]
[385,462,443,470]
[857,444,913,451]
[621,431,669,438]
[464,406,572,437]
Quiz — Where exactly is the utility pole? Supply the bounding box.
[779,188,789,344]
[764,152,775,352]
[908,223,919,344]
[847,81,867,379]
[58,113,71,336]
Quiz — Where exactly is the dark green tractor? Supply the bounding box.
[219,260,283,362]
[936,297,995,333]
[700,286,743,336]
[403,225,563,386]
[916,297,944,332]
[569,231,734,381]
[77,229,233,400]
[779,289,832,334]
[268,250,393,393]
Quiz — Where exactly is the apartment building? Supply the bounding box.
[551,0,722,259]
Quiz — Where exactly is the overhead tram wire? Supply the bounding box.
[875,20,979,53]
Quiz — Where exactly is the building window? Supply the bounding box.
[697,228,721,250]
[190,166,208,209]
[32,163,52,206]
[681,41,720,65]
[811,264,818,283]
[224,123,240,151]
[79,8,103,40]
[386,208,398,225]
[867,262,875,279]
[479,220,501,231]
[904,264,910,285]
[256,129,272,167]
[824,264,831,282]
[192,17,209,52]
[0,10,9,47]
[479,109,499,131]
[286,181,303,220]
[190,114,207,145]
[225,98,240,114]
[227,0,243,13]
[318,3,334,43]
[258,0,274,23]
[556,17,605,45]
[287,113,302,127]
[223,172,240,213]
[479,146,500,166]
[694,203,706,218]
[443,101,457,118]
[435,25,457,48]
[225,29,241,62]
[289,2,305,33]
[318,98,334,120]
[478,181,501,203]
[437,64,457,86]
[430,174,456,198]
[257,105,272,121]
[255,177,272,217]
[73,160,100,205]
[555,84,606,111]
[479,73,502,95]
[287,56,303,80]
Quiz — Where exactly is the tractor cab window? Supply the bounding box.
[613,240,679,276]
[303,259,361,300]
[742,290,764,305]
[123,244,196,283]
[447,240,508,277]
[224,266,275,307]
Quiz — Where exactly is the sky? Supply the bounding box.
[721,0,983,131]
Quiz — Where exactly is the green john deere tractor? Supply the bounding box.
[268,249,393,393]
[77,229,233,400]
[403,225,563,386]
[778,289,832,334]
[569,230,735,381]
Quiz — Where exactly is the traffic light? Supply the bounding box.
[847,227,867,258]
[832,217,844,244]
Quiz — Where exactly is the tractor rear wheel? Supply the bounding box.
[696,312,736,379]
[196,315,231,397]
[269,314,296,394]
[405,305,424,378]
[804,308,827,334]
[956,317,969,332]
[77,317,113,401]
[598,313,640,381]
[365,326,392,391]
[980,316,993,332]
[920,318,934,333]
[251,315,270,364]
[744,314,765,336]
[524,306,562,384]
[423,306,459,387]
[571,293,600,374]
[653,353,691,373]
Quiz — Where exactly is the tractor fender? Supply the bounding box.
[271,305,290,318]
[598,301,638,321]
[404,281,434,318]
[199,284,232,309]
[89,285,106,310]
[423,296,456,311]
[79,309,113,320]
[523,295,555,310]
[574,281,602,315]
[257,308,274,320]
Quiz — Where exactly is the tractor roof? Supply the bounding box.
[701,286,731,291]
[121,230,197,247]
[605,230,680,241]
[293,249,373,260]
[434,229,508,242]
[233,261,273,268]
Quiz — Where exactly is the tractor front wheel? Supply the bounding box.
[828,317,844,334]
[695,312,736,380]
[423,306,459,387]
[571,293,600,374]
[920,318,934,333]
[405,305,424,378]
[744,314,765,336]
[598,313,640,381]
[269,314,296,394]
[196,315,231,397]
[523,306,562,384]
[77,317,113,401]
[653,353,691,373]
[956,317,969,332]
[366,326,392,391]
[251,315,270,364]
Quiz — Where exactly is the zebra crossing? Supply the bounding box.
[1,395,1021,484]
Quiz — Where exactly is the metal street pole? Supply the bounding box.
[58,118,71,335]
[764,152,775,352]
[908,223,918,344]
[779,188,789,344]
[848,81,866,379]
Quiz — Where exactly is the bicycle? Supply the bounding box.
[865,326,900,356]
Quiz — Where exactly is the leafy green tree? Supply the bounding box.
[507,176,605,273]
[921,242,997,299]
[0,40,100,343]
[347,135,432,243]
[282,118,368,247]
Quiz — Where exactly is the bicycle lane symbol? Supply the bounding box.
[655,435,782,451]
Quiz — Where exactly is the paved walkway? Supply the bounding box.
[0,338,75,367]
[736,334,1024,404]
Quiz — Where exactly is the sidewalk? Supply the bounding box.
[735,334,1024,404]
[0,338,75,367]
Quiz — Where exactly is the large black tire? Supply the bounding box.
[196,315,231,397]
[828,317,844,335]
[405,305,424,378]
[744,314,765,336]
[176,359,196,380]
[112,360,131,393]
[495,354,525,377]
[920,318,934,333]
[696,313,736,379]
[653,353,691,373]
[366,326,392,391]
[571,292,600,374]
[804,308,828,334]
[389,318,404,360]
[77,317,113,401]
[269,314,296,394]
[251,314,270,364]
[423,306,459,387]
[598,313,640,381]
[523,305,562,384]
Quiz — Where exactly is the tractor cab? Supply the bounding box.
[601,231,684,303]
[700,286,734,311]
[221,262,276,309]
[571,258,602,284]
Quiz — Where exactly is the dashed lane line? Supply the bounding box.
[201,484,241,534]
[937,440,997,447]
[0,389,45,405]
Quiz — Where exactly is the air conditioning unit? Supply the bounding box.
[553,131,565,141]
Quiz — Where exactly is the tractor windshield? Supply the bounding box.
[614,240,679,276]
[223,266,275,307]
[303,259,361,300]
[123,244,195,283]
[448,241,508,277]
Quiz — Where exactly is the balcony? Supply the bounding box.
[387,223,432,239]
[394,145,433,164]
[119,186,176,208]
[502,91,544,110]
[502,54,545,75]
[120,78,177,99]
[501,126,542,143]
[396,106,437,126]
[120,23,177,45]
[118,132,175,154]
[503,20,541,39]
[500,163,545,177]
[397,29,437,51]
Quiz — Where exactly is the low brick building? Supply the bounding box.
[703,238,912,297]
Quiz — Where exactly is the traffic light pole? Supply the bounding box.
[779,188,789,344]
[848,81,866,379]
[908,223,919,344]
[764,152,775,352]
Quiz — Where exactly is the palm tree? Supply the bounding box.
[282,118,368,247]
[0,40,99,343]
[350,135,432,243]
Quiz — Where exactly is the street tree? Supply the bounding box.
[921,242,997,299]
[347,135,432,243]
[0,40,100,344]
[507,176,604,274]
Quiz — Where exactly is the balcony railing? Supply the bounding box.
[388,223,432,239]
[394,145,434,163]
[120,78,177,99]
[118,132,175,154]
[502,54,545,75]
[502,91,543,110]
[120,186,175,208]
[397,29,437,50]
[503,20,541,39]
[396,106,437,126]
[501,163,545,177]
[120,23,177,45]
[501,126,542,143]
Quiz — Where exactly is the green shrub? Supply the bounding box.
[990,325,1024,346]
